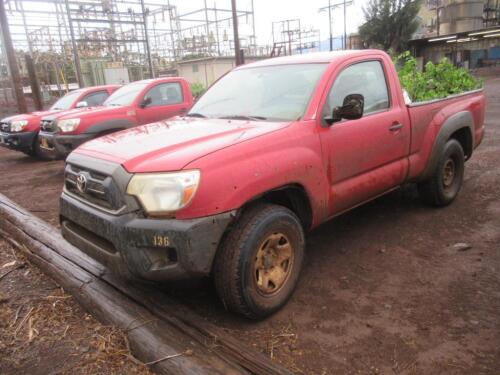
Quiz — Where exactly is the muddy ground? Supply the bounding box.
[0,76,499,375]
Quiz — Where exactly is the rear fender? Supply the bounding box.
[419,111,474,181]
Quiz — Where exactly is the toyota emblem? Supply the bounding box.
[76,173,88,193]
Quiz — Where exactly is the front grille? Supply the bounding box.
[64,163,125,212]
[41,119,56,132]
[0,121,11,132]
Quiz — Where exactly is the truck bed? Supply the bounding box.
[406,89,486,181]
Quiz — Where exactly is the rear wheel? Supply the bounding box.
[214,204,305,319]
[418,139,465,206]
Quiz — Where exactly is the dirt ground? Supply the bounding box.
[0,76,499,375]
[0,238,151,374]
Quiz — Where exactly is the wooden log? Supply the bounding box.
[0,193,293,375]
[0,197,246,375]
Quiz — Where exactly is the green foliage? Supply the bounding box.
[393,51,483,102]
[359,0,421,52]
[191,82,206,99]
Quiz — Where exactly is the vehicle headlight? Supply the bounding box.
[10,120,29,132]
[57,118,80,133]
[126,170,200,216]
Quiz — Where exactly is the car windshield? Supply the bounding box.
[189,63,328,121]
[50,90,82,110]
[104,82,149,107]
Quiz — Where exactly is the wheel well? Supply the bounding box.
[99,128,123,136]
[449,127,472,160]
[254,185,313,230]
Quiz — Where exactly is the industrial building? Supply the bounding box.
[410,0,499,69]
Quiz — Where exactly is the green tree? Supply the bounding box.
[359,0,422,52]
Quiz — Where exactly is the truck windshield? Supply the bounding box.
[189,63,328,121]
[50,90,81,110]
[104,82,149,107]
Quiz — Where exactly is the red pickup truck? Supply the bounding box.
[59,50,485,319]
[38,77,193,158]
[0,85,118,158]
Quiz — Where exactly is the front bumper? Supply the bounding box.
[0,131,37,151]
[39,131,94,158]
[60,192,235,281]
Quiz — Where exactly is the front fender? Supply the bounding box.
[83,118,136,135]
[178,124,329,226]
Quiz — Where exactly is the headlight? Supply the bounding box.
[57,118,80,133]
[10,120,29,132]
[126,170,200,216]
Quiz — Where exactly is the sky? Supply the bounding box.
[2,0,371,54]
[251,0,369,45]
[170,0,370,46]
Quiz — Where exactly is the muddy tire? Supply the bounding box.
[214,204,305,319]
[418,139,465,206]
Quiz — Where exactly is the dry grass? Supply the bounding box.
[0,238,152,375]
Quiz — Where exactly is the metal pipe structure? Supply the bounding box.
[140,0,154,78]
[0,0,28,112]
[231,0,242,65]
[319,0,353,50]
[65,0,84,87]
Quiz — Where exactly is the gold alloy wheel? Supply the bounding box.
[443,158,456,190]
[254,232,294,295]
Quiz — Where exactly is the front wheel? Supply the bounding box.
[32,133,56,160]
[418,138,465,206]
[214,204,305,319]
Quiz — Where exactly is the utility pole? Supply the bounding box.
[328,0,333,51]
[319,0,352,51]
[64,0,83,87]
[25,54,43,110]
[0,0,27,113]
[231,0,242,66]
[343,0,347,49]
[140,0,155,78]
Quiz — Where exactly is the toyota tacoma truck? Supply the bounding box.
[38,77,193,158]
[59,50,485,319]
[0,85,118,158]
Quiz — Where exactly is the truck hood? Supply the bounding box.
[74,117,291,173]
[43,105,120,121]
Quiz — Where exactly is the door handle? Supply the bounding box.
[389,123,403,132]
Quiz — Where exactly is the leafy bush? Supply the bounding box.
[191,83,206,99]
[393,51,482,102]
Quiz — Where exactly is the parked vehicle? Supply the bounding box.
[59,50,485,319]
[38,77,193,158]
[0,85,118,158]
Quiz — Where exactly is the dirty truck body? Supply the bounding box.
[0,85,118,157]
[59,50,485,319]
[39,77,193,158]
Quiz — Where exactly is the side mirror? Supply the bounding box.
[325,94,364,125]
[76,101,88,108]
[140,97,152,108]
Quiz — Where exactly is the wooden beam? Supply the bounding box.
[0,193,293,375]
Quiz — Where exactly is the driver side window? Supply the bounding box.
[143,82,183,107]
[83,91,109,106]
[324,60,390,118]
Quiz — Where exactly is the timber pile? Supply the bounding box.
[0,193,293,375]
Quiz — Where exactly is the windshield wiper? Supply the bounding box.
[185,112,207,118]
[219,115,267,121]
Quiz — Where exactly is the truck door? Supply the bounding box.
[318,59,410,215]
[136,82,188,124]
